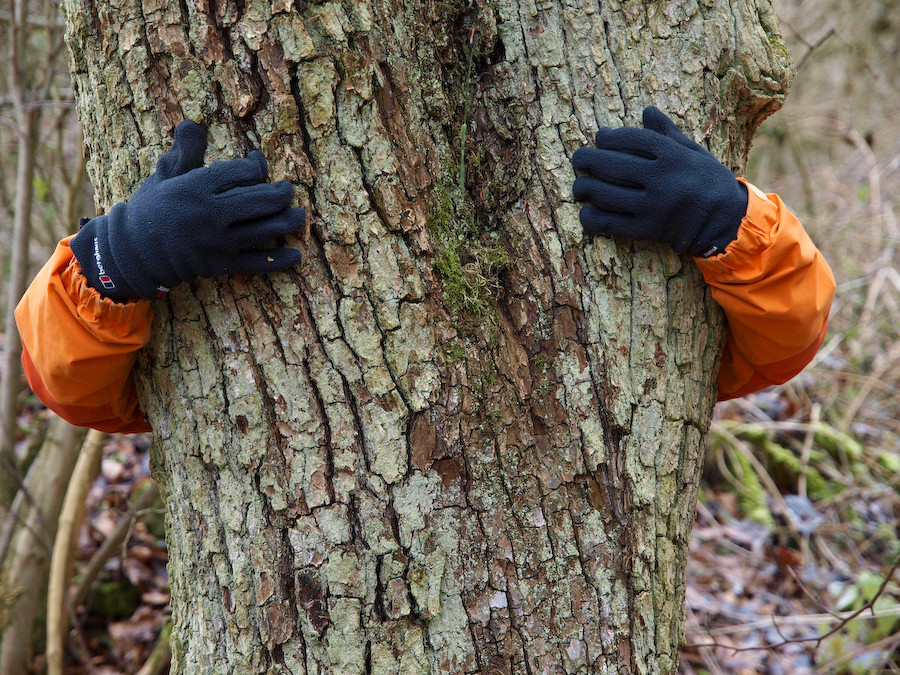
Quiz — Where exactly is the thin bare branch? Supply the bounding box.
[70,480,162,609]
[686,554,900,652]
[47,429,106,675]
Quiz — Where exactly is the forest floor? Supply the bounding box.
[27,378,895,674]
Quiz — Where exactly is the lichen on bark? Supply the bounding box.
[62,0,791,672]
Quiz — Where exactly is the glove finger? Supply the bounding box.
[230,247,303,276]
[572,176,642,215]
[228,207,306,249]
[593,126,661,159]
[571,147,649,189]
[214,180,295,223]
[155,121,208,179]
[579,204,636,237]
[172,121,208,172]
[205,150,269,193]
[641,106,707,154]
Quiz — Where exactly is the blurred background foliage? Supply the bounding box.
[693,0,900,672]
[0,0,898,673]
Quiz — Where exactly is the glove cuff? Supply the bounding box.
[693,180,748,258]
[71,214,146,302]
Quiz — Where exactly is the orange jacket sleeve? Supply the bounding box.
[14,236,154,433]
[17,186,834,432]
[697,179,835,401]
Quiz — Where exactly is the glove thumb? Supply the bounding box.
[155,120,208,180]
[642,106,707,154]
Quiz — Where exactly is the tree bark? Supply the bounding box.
[0,105,39,510]
[62,0,791,672]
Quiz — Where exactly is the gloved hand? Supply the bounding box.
[571,106,748,257]
[71,120,305,302]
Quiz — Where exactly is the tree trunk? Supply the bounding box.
[0,106,39,510]
[62,0,791,672]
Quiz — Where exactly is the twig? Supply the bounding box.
[778,17,835,73]
[716,427,803,543]
[807,332,843,370]
[713,444,754,503]
[70,479,161,609]
[797,402,820,501]
[843,127,895,269]
[786,563,834,616]
[841,340,900,431]
[459,23,476,195]
[0,488,24,567]
[694,498,720,527]
[0,447,54,556]
[684,607,727,675]
[0,394,46,563]
[0,7,64,28]
[808,368,900,397]
[136,618,172,675]
[815,631,900,674]
[686,604,900,642]
[47,429,106,675]
[686,554,900,651]
[728,396,775,424]
[814,532,854,575]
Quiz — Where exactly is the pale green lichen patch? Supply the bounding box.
[391,472,438,549]
[337,294,383,371]
[354,491,400,556]
[384,302,440,412]
[397,627,430,674]
[172,62,210,122]
[323,597,366,672]
[238,0,273,44]
[274,13,316,62]
[408,550,445,620]
[363,400,409,485]
[324,549,374,598]
[289,518,329,568]
[299,59,339,129]
[291,447,330,509]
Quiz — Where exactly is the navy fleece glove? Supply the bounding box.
[571,107,748,257]
[71,121,304,302]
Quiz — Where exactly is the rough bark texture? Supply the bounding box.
[63,0,791,673]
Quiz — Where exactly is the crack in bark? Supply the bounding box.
[296,570,331,637]
[292,213,372,489]
[302,351,338,505]
[601,19,629,120]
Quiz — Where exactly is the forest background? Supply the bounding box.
[0,0,897,673]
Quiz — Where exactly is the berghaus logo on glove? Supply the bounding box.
[93,237,116,290]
